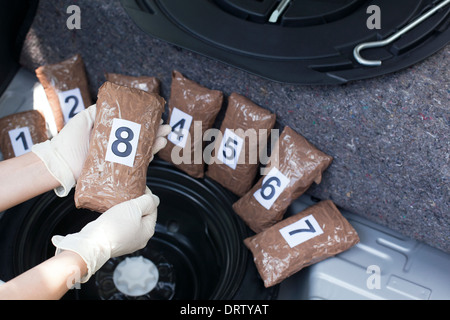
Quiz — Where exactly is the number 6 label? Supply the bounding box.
[105,118,141,167]
[57,88,85,124]
[279,214,323,248]
[253,167,290,210]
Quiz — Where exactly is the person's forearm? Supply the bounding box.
[0,250,87,300]
[0,152,61,212]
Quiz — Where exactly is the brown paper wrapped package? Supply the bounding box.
[206,92,276,196]
[158,70,223,178]
[0,110,48,160]
[244,200,360,288]
[233,126,333,233]
[35,54,92,132]
[74,81,165,213]
[105,73,160,94]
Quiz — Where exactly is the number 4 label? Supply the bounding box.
[57,88,85,124]
[105,118,141,167]
[253,167,290,210]
[279,214,323,248]
[168,107,193,148]
[8,127,33,157]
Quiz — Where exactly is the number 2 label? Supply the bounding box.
[105,118,141,167]
[279,214,323,248]
[253,167,290,210]
[57,88,85,124]
[8,127,33,157]
[217,128,244,170]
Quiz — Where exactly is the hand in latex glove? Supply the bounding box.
[51,187,159,283]
[32,105,171,197]
[32,105,96,197]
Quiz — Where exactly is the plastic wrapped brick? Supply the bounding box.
[244,200,360,287]
[157,70,223,178]
[105,73,160,94]
[74,81,165,213]
[0,110,48,160]
[233,126,333,233]
[35,54,92,132]
[206,92,276,196]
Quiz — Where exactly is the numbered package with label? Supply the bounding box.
[105,73,160,94]
[35,54,92,132]
[157,70,223,178]
[74,81,165,213]
[0,110,48,160]
[233,126,333,233]
[206,93,276,196]
[244,200,359,288]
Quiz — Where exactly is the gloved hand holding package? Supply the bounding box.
[233,126,333,233]
[74,81,166,213]
[53,187,160,283]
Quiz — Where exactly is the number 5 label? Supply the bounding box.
[8,127,33,157]
[217,128,244,170]
[279,214,323,248]
[253,167,290,210]
[58,88,85,124]
[105,118,141,167]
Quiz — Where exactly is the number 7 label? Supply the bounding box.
[279,214,323,248]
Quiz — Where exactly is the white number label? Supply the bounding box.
[217,128,244,170]
[8,127,33,157]
[57,88,85,124]
[168,107,193,148]
[279,214,323,248]
[253,167,290,210]
[105,118,141,167]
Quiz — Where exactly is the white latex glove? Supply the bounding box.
[32,105,171,197]
[32,105,96,197]
[51,187,159,283]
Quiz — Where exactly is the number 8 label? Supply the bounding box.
[253,167,290,210]
[105,118,141,167]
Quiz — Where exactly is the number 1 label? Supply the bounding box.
[279,214,323,248]
[105,118,141,167]
[57,88,85,124]
[217,128,244,170]
[8,127,33,157]
[253,167,289,210]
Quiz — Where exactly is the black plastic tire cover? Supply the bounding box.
[120,0,450,84]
